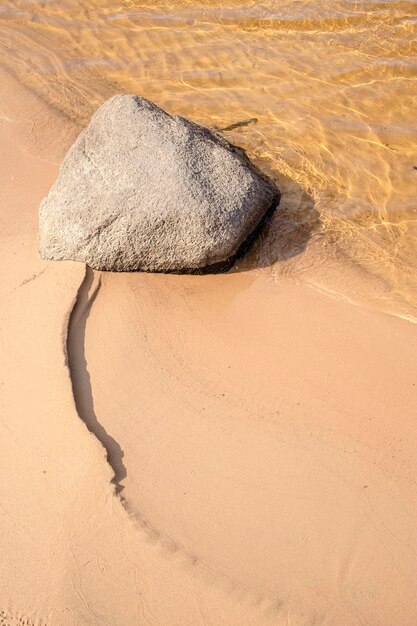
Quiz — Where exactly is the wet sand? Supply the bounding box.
[2,0,417,321]
[1,72,417,625]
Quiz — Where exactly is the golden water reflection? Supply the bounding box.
[1,0,416,319]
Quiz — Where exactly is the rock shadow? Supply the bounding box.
[231,169,321,273]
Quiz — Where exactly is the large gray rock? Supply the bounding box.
[39,95,280,273]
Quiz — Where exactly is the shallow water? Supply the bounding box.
[1,0,416,319]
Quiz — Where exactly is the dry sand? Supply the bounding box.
[1,74,416,625]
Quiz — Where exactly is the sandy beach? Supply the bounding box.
[1,2,417,623]
[1,69,416,625]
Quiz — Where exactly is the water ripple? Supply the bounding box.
[1,0,416,319]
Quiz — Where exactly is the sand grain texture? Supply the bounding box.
[82,269,417,625]
[1,75,417,625]
[0,85,277,626]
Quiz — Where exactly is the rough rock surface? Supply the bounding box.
[39,94,280,273]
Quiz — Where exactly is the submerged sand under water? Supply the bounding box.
[1,0,417,319]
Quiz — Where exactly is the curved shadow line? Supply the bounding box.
[64,266,285,612]
[67,266,126,493]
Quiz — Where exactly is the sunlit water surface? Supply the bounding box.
[1,0,416,320]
